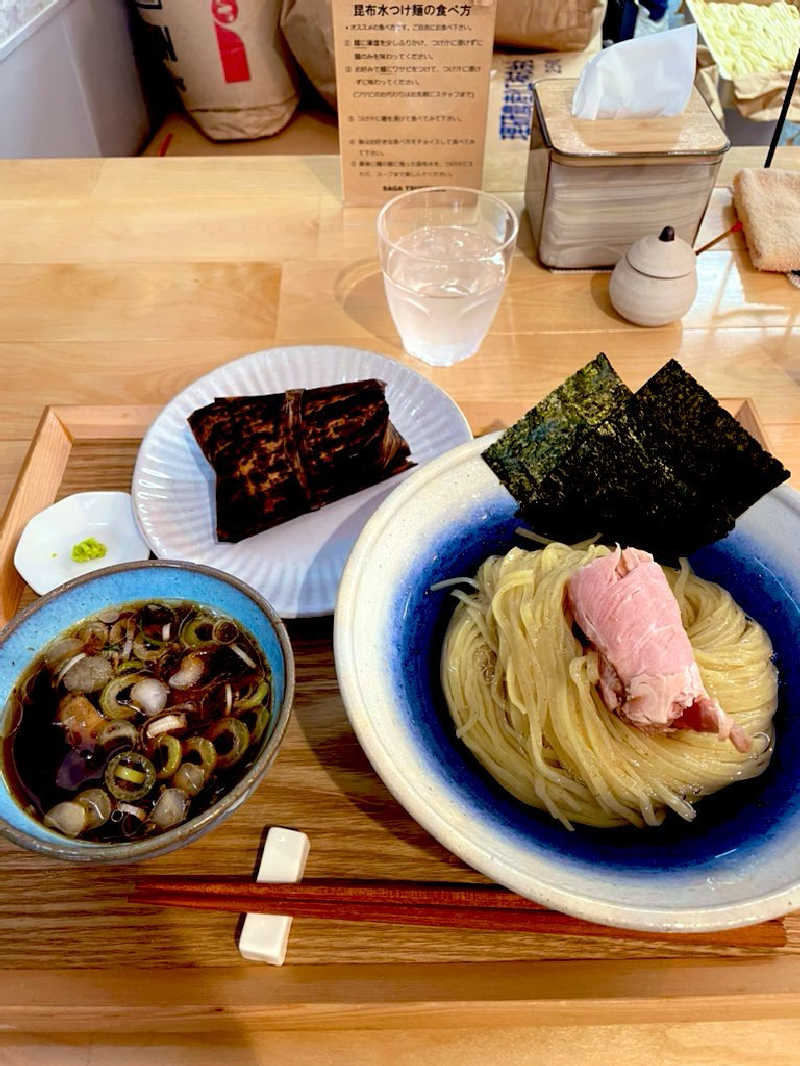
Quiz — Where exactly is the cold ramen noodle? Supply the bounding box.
[440,542,778,830]
[2,601,272,842]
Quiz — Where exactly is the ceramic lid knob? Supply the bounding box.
[625,226,696,279]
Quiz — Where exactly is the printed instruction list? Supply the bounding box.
[332,0,497,204]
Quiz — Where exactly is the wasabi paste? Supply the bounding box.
[71,537,107,563]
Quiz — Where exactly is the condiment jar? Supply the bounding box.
[609,226,698,327]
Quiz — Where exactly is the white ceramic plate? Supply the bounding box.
[132,345,471,618]
[14,492,150,595]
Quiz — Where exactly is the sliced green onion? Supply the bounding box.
[250,705,270,746]
[206,717,250,769]
[100,674,145,720]
[236,704,271,747]
[76,621,108,652]
[154,734,182,780]
[116,659,145,674]
[142,712,188,750]
[132,638,167,662]
[212,618,239,645]
[109,616,135,649]
[115,765,146,785]
[233,679,270,711]
[105,751,156,801]
[182,736,217,775]
[98,720,138,748]
[179,615,215,647]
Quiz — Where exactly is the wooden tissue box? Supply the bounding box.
[525,80,730,269]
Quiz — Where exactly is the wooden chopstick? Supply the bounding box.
[130,877,786,949]
[134,878,546,910]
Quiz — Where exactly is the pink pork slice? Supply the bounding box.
[567,547,750,752]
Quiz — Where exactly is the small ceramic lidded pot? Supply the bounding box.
[609,226,698,327]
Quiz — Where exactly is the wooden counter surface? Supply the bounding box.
[0,149,798,1064]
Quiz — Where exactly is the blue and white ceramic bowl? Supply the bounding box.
[335,434,800,932]
[0,561,294,863]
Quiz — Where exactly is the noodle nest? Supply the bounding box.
[440,542,778,829]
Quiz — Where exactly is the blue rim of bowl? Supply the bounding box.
[0,559,295,863]
[334,435,800,932]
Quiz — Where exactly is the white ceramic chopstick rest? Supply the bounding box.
[238,827,310,965]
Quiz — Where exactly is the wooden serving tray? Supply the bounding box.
[0,401,799,1033]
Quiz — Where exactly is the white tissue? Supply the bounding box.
[571,25,697,119]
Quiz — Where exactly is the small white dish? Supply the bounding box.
[132,344,471,618]
[14,492,150,595]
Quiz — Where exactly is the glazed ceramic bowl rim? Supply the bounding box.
[0,559,295,863]
[335,433,800,932]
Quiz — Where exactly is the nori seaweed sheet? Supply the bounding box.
[482,353,632,504]
[517,399,736,560]
[568,405,736,562]
[635,360,789,515]
[482,354,788,559]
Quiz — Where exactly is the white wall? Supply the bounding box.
[0,0,149,157]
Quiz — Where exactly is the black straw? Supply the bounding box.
[765,44,800,168]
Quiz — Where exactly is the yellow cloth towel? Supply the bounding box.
[732,168,800,273]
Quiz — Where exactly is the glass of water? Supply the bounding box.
[377,186,518,367]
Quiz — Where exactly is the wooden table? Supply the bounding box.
[0,152,799,1065]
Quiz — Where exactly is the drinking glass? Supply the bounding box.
[377,186,519,367]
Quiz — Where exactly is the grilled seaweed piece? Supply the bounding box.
[482,353,632,510]
[188,379,413,543]
[482,355,788,559]
[635,361,789,516]
[514,397,735,557]
[562,404,737,562]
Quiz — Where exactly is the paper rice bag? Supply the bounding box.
[134,0,299,140]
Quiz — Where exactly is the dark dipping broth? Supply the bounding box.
[3,600,272,842]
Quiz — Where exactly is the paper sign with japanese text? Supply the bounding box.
[332,0,498,204]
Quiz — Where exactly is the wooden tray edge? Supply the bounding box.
[0,404,161,626]
[0,398,790,1023]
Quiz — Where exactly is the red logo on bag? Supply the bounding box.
[212,1,238,22]
[212,0,250,84]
